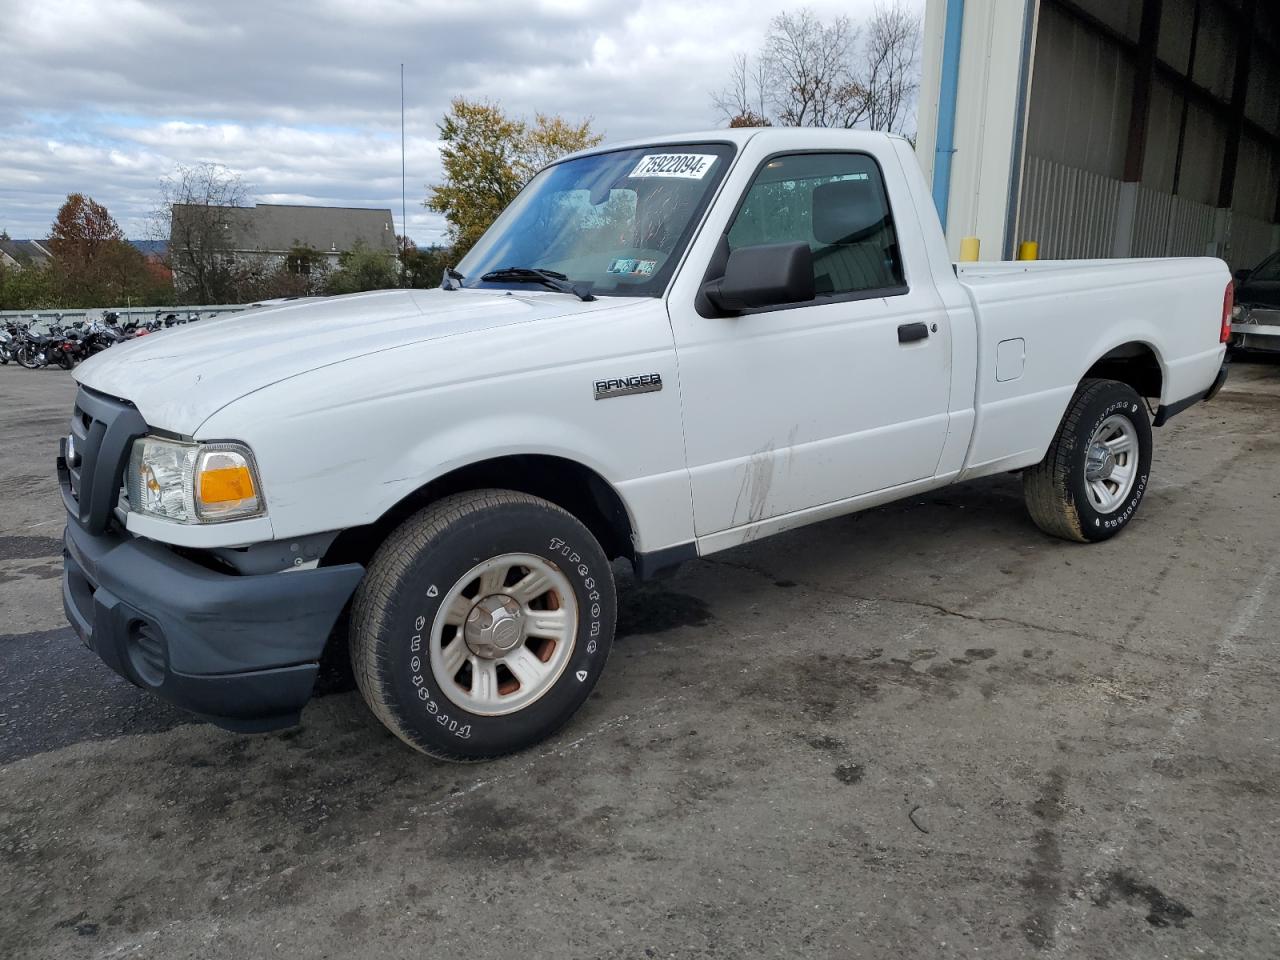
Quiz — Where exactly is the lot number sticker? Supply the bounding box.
[628,153,717,179]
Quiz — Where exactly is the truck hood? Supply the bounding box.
[74,288,616,432]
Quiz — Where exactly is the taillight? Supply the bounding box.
[1221,280,1234,343]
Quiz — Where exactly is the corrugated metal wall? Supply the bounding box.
[1020,153,1279,268]
[1019,155,1221,260]
[1015,0,1278,269]
[1132,187,1217,257]
[1018,155,1121,259]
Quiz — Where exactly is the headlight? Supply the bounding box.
[127,437,265,523]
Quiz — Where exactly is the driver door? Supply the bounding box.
[668,148,953,538]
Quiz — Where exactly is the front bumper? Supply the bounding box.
[63,519,363,732]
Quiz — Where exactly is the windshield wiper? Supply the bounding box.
[479,267,595,302]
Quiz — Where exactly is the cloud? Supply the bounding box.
[0,0,910,242]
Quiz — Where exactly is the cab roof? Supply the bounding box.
[555,127,907,167]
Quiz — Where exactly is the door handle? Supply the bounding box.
[897,322,930,343]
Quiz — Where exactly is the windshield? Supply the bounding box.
[455,142,735,298]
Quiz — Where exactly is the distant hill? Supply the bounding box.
[129,240,167,257]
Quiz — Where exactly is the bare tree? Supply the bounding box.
[859,2,923,136]
[709,4,921,134]
[152,162,252,304]
[712,53,772,127]
[763,9,859,127]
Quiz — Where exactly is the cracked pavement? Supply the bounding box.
[3,361,1280,959]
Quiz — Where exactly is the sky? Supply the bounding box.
[0,0,914,245]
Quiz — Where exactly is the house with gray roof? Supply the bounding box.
[0,239,54,271]
[169,203,397,278]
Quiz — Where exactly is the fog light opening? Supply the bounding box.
[126,620,167,688]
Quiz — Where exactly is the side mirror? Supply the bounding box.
[1233,268,1252,282]
[702,241,816,313]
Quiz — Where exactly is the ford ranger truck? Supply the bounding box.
[59,128,1231,761]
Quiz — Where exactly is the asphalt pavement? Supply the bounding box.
[2,360,1279,959]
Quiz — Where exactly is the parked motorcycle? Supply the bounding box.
[82,318,128,355]
[0,321,23,364]
[15,329,51,369]
[45,325,87,369]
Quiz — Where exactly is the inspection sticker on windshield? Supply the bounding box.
[628,153,717,179]
[607,258,657,276]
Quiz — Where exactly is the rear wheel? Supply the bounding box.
[1023,378,1153,542]
[349,490,616,761]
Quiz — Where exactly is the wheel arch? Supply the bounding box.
[1081,340,1165,401]
[323,453,638,571]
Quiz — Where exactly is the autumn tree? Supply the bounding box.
[426,98,603,261]
[711,4,921,136]
[45,194,163,307]
[48,193,122,303]
[153,162,252,304]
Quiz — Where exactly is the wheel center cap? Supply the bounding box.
[464,594,525,659]
[1085,443,1115,481]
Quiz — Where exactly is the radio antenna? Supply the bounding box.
[400,62,407,286]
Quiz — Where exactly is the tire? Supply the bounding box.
[16,346,40,369]
[349,490,617,761]
[1023,378,1153,543]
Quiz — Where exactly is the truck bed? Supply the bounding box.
[954,256,1229,478]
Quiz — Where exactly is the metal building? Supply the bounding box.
[916,0,1280,270]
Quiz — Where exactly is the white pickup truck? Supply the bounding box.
[59,128,1231,760]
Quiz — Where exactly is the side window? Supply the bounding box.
[726,152,905,299]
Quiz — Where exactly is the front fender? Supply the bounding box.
[196,310,695,552]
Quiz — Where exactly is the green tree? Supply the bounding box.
[0,261,58,310]
[425,98,603,262]
[398,236,450,288]
[326,242,399,295]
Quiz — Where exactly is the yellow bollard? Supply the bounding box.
[1017,240,1039,261]
[958,236,981,262]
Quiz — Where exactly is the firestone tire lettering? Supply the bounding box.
[349,489,617,762]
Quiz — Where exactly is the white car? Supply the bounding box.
[60,128,1231,760]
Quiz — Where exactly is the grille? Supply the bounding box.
[65,409,93,506]
[59,386,148,534]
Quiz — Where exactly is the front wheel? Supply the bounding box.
[349,490,617,761]
[1023,378,1153,542]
